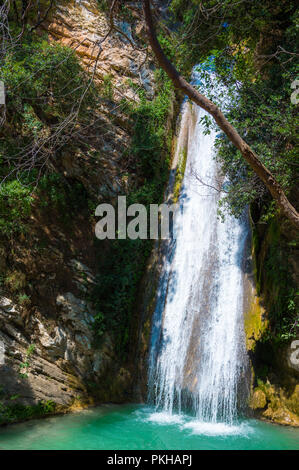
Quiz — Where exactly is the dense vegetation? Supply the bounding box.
[0,385,55,425]
[0,1,175,358]
[93,70,174,353]
[0,12,97,235]
[168,0,297,216]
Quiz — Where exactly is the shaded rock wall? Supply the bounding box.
[0,0,169,423]
[244,212,299,426]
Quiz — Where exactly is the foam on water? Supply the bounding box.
[146,412,184,425]
[182,420,252,437]
[144,410,252,437]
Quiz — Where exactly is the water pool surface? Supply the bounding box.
[0,404,298,450]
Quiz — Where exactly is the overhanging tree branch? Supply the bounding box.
[142,0,299,229]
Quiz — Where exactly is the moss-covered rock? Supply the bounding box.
[244,292,267,352]
[249,388,267,409]
[262,405,299,427]
[248,378,299,426]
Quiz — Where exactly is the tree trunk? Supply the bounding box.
[143,0,299,230]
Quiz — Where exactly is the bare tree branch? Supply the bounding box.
[30,0,55,32]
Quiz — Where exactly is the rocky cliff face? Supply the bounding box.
[244,212,299,426]
[0,0,165,423]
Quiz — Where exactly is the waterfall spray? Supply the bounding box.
[148,99,249,425]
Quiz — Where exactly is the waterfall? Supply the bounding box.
[148,98,249,425]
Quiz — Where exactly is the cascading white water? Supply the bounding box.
[148,98,249,425]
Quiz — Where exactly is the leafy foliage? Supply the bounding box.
[0,180,33,235]
[0,32,96,163]
[93,71,174,352]
[0,399,56,425]
[213,60,298,219]
[168,0,298,220]
[0,27,95,236]
[129,69,173,179]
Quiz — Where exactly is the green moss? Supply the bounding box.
[251,224,261,294]
[249,388,267,409]
[173,148,188,202]
[244,215,268,351]
[244,294,267,352]
[260,219,298,343]
[286,385,299,416]
[249,212,298,346]
[251,379,299,426]
[4,270,26,292]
